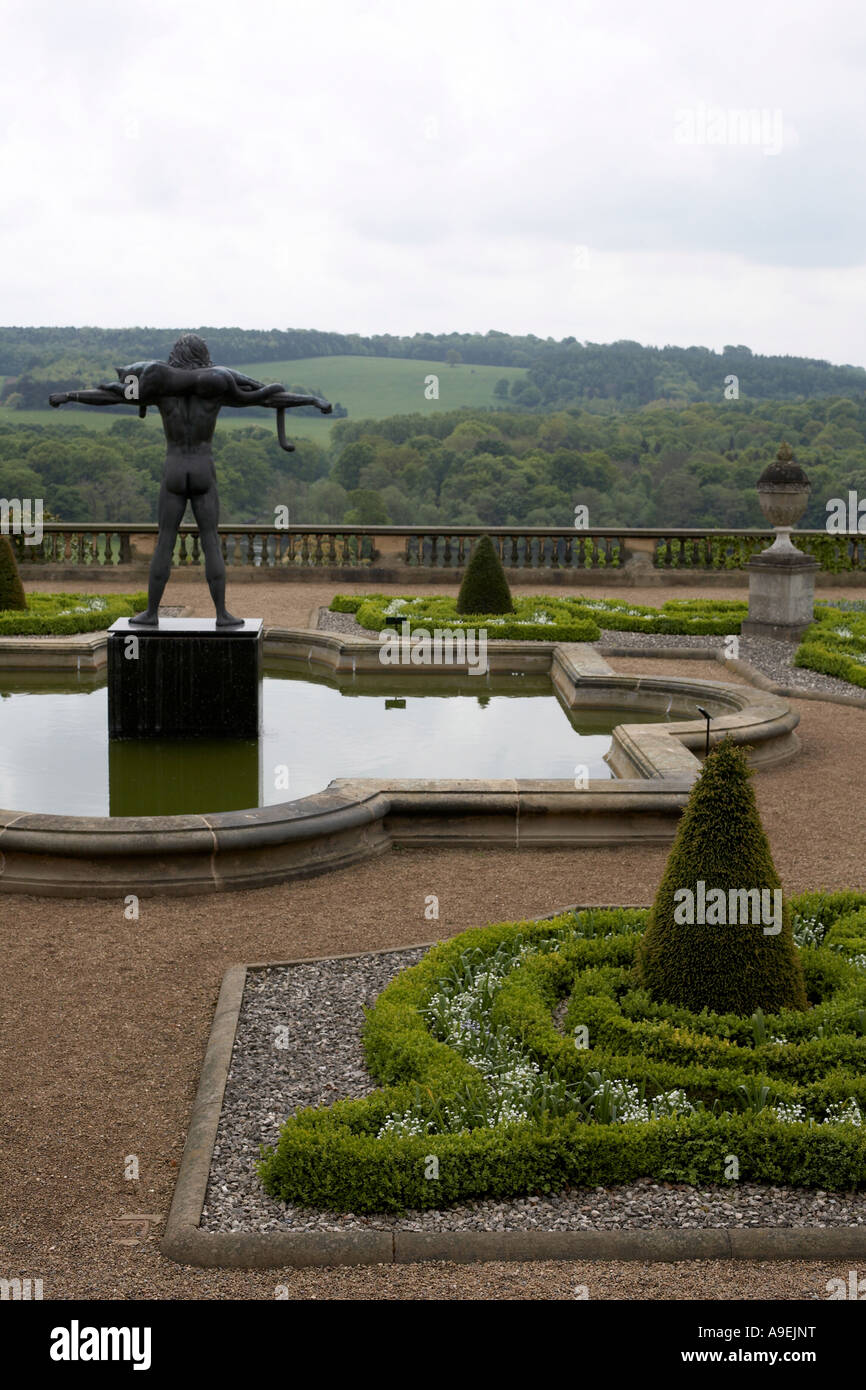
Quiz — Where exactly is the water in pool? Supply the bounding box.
[0,669,672,817]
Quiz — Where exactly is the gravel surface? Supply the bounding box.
[599,628,865,700]
[202,949,426,1233]
[738,635,864,698]
[202,947,866,1236]
[3,577,864,1299]
[319,607,379,638]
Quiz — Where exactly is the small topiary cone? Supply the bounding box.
[0,534,26,611]
[637,738,807,1015]
[456,534,514,615]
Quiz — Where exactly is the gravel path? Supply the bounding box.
[202,947,866,1236]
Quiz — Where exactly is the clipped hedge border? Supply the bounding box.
[330,594,750,640]
[794,607,866,688]
[354,593,601,642]
[795,644,866,690]
[496,942,866,1107]
[258,893,866,1213]
[0,591,147,635]
[794,605,866,689]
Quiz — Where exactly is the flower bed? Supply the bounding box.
[795,601,866,690]
[330,593,749,640]
[258,892,866,1213]
[0,591,147,635]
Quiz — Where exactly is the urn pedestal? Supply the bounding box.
[743,442,815,643]
[741,549,819,642]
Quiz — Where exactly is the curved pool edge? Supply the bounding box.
[0,631,800,897]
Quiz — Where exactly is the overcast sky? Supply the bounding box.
[2,0,865,364]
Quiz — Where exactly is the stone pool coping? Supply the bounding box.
[160,929,866,1269]
[0,630,800,897]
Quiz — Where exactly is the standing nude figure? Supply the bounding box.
[50,333,332,626]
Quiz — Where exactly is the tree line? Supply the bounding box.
[1,397,864,531]
[1,326,864,412]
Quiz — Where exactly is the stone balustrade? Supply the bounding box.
[10,524,865,577]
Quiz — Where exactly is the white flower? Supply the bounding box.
[824,1098,862,1127]
[773,1101,807,1124]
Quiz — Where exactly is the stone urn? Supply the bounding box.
[755,441,811,554]
[742,441,818,642]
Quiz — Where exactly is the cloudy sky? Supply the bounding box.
[2,0,865,364]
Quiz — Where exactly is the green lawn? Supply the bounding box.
[238,354,526,420]
[0,355,526,442]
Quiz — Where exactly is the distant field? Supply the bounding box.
[238,355,526,419]
[0,355,526,442]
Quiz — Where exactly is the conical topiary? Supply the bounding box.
[0,535,26,611]
[637,738,807,1015]
[456,534,513,614]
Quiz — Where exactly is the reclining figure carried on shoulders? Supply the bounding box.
[49,332,332,627]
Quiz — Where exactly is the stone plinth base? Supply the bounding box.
[742,549,819,644]
[108,618,262,739]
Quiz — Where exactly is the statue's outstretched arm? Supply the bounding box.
[219,369,332,413]
[223,369,331,408]
[261,390,333,413]
[49,388,133,407]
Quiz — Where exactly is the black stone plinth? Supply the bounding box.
[108,618,262,739]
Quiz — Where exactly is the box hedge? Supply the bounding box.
[794,605,866,689]
[330,593,750,640]
[0,591,147,635]
[0,535,26,611]
[258,893,866,1213]
[637,740,807,1016]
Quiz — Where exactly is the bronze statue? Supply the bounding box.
[49,333,332,626]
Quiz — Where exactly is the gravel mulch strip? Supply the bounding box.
[597,630,728,652]
[201,947,866,1237]
[316,607,380,639]
[738,635,863,698]
[598,628,864,700]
